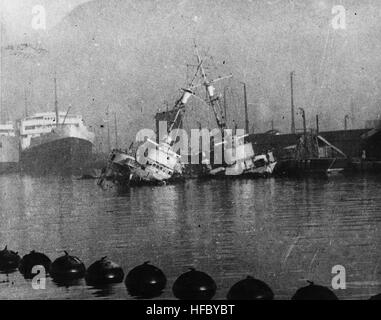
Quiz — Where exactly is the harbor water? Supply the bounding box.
[0,174,380,300]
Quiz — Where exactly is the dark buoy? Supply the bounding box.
[370,293,381,300]
[172,268,217,300]
[0,246,21,273]
[19,251,52,279]
[291,281,338,300]
[227,276,274,300]
[86,256,124,285]
[125,261,166,298]
[50,251,86,282]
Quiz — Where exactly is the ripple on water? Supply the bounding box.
[0,174,380,299]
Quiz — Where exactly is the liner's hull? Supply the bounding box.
[0,162,19,174]
[0,135,19,174]
[20,137,93,175]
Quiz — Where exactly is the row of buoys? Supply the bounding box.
[86,256,124,286]
[0,246,21,271]
[291,281,338,300]
[370,293,381,300]
[173,268,216,300]
[227,275,274,300]
[19,250,52,279]
[126,261,166,298]
[1,246,380,299]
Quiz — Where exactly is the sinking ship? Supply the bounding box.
[208,132,277,178]
[190,46,277,178]
[98,95,187,187]
[98,46,276,187]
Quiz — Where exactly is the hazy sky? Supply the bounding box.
[1,0,381,149]
[1,0,90,39]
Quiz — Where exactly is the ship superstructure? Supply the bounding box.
[19,112,94,151]
[189,46,277,178]
[98,46,276,187]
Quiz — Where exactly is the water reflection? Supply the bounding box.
[88,284,116,298]
[0,174,380,299]
[52,278,85,288]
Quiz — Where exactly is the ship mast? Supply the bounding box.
[290,71,296,134]
[194,45,228,131]
[106,105,111,152]
[54,75,59,127]
[24,88,28,117]
[223,86,228,123]
[114,112,118,149]
[159,57,204,146]
[242,82,249,134]
[160,46,231,147]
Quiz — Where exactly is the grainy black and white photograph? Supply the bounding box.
[0,0,380,306]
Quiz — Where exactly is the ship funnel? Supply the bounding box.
[163,134,173,145]
[181,90,193,104]
[207,84,215,97]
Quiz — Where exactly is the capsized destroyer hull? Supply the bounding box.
[207,141,277,178]
[97,147,185,187]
